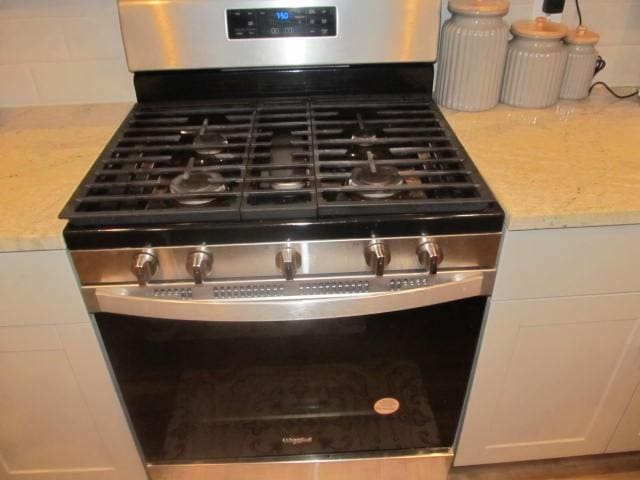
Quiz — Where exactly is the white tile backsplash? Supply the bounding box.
[559,0,640,47]
[0,0,116,18]
[594,45,640,86]
[31,58,134,104]
[0,0,134,106]
[0,18,69,63]
[0,64,39,106]
[0,0,638,107]
[63,16,125,60]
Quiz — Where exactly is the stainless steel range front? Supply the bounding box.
[60,1,505,479]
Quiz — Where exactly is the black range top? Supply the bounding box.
[60,64,503,249]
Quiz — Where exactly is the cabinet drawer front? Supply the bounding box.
[0,250,89,327]
[493,225,640,301]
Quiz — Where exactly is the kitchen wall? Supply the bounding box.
[0,0,638,108]
[0,0,134,107]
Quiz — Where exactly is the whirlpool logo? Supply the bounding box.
[282,436,313,446]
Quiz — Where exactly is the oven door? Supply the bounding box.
[91,271,491,478]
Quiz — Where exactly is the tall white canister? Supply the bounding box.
[435,0,510,112]
[560,26,600,100]
[501,17,569,108]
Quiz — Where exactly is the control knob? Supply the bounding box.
[276,248,302,281]
[187,248,213,284]
[417,240,443,274]
[365,241,391,276]
[132,250,158,286]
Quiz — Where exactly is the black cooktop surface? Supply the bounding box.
[59,95,498,227]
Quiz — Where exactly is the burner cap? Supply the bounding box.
[350,129,378,147]
[271,179,307,191]
[194,132,228,156]
[170,171,227,206]
[349,165,404,199]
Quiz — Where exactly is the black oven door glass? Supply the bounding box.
[96,297,485,463]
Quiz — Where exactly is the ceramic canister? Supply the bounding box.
[435,0,510,112]
[501,17,569,108]
[560,26,600,100]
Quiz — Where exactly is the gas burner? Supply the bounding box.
[347,113,383,159]
[271,179,307,191]
[270,133,307,191]
[348,165,404,200]
[193,119,228,156]
[170,170,227,206]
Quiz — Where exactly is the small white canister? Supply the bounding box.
[501,17,569,108]
[435,0,510,112]
[560,26,600,100]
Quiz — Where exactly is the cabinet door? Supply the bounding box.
[607,383,640,453]
[455,293,640,466]
[0,325,115,479]
[0,248,148,480]
[0,324,147,480]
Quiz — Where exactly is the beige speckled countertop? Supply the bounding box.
[0,103,132,252]
[442,89,640,230]
[0,90,639,252]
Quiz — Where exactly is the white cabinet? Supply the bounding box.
[456,293,640,466]
[492,224,640,301]
[607,384,640,454]
[455,223,640,466]
[0,251,91,327]
[0,251,147,480]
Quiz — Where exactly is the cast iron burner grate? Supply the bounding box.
[60,96,496,226]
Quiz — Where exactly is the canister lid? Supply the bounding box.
[565,25,600,45]
[511,17,568,40]
[448,0,510,16]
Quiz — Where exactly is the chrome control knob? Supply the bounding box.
[417,241,443,275]
[187,248,213,285]
[365,241,391,276]
[276,248,302,281]
[132,250,158,286]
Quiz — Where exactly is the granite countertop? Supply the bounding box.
[0,90,638,253]
[0,103,132,252]
[442,89,640,230]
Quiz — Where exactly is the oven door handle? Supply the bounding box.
[87,270,495,322]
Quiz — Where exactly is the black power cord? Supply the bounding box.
[594,56,606,76]
[589,82,639,99]
[574,0,583,25]
[574,0,639,99]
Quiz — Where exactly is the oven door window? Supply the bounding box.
[95,297,485,463]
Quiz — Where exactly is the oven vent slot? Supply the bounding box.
[299,281,369,295]
[212,285,285,299]
[153,287,193,299]
[390,278,429,291]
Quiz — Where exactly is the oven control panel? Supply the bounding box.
[226,7,337,39]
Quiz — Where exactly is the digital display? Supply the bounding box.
[227,7,337,39]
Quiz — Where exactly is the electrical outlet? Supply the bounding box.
[532,0,563,22]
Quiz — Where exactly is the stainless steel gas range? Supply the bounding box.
[60,1,504,479]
